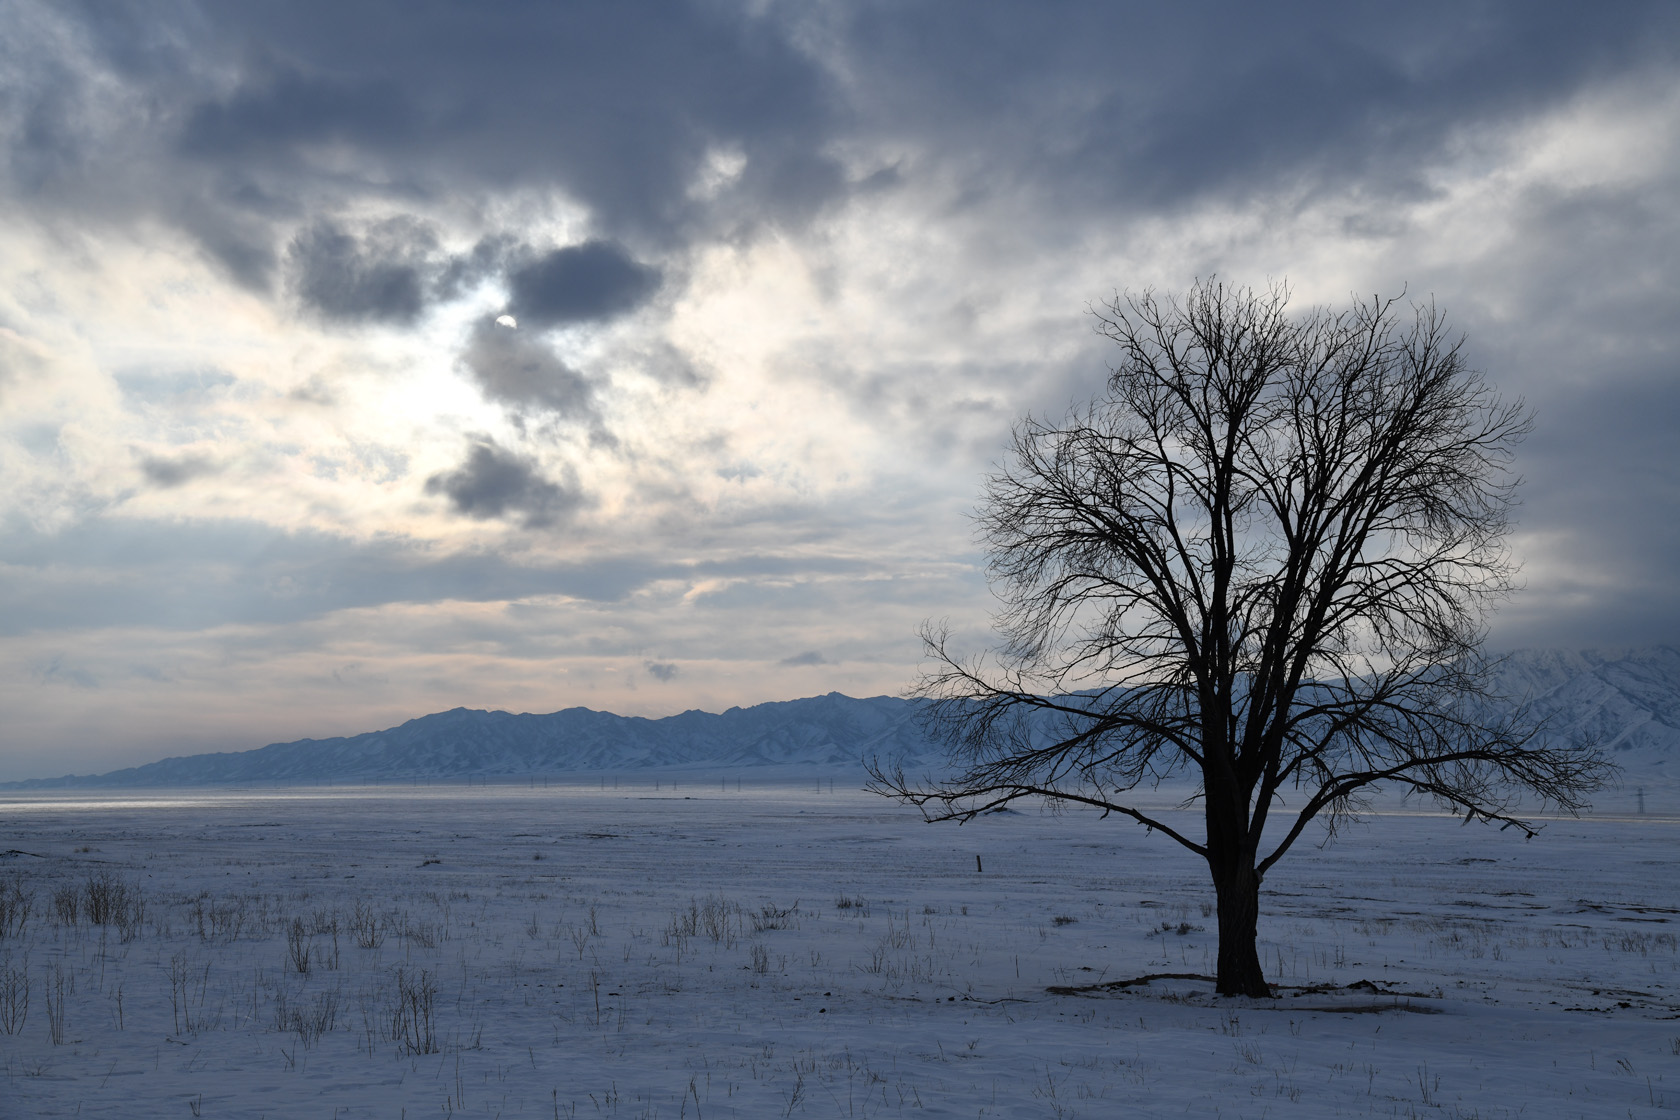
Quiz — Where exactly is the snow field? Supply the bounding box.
[0,783,1676,1118]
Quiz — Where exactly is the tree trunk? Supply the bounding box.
[1211,863,1270,997]
[1204,756,1272,998]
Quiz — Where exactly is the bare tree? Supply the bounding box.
[870,279,1608,997]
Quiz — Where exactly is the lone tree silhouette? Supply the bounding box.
[871,279,1607,998]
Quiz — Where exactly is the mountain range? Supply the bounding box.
[6,647,1676,791]
[4,692,934,788]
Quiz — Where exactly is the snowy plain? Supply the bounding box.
[0,780,1675,1118]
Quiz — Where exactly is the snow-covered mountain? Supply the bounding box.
[6,648,1676,790]
[1492,646,1680,783]
[3,693,938,788]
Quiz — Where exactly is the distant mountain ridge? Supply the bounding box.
[6,647,1676,789]
[4,693,937,788]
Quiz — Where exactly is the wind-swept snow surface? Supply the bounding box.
[0,784,1675,1117]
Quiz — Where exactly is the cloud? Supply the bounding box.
[285,218,439,325]
[644,660,678,682]
[434,233,518,302]
[0,328,49,399]
[32,654,98,690]
[283,221,527,327]
[423,438,582,529]
[287,225,666,332]
[178,64,418,158]
[114,367,237,405]
[1489,363,1680,651]
[828,3,1679,216]
[0,516,682,635]
[138,452,219,488]
[17,1,848,267]
[7,515,917,634]
[17,2,1668,328]
[174,204,283,291]
[458,319,601,421]
[506,241,661,327]
[779,650,829,667]
[615,338,709,388]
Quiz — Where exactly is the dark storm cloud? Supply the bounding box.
[285,224,662,331]
[1493,367,1680,652]
[7,61,91,197]
[458,320,599,420]
[14,2,1672,297]
[286,218,438,325]
[833,2,1679,212]
[423,438,582,529]
[284,222,526,326]
[779,650,829,668]
[79,1,843,251]
[178,65,418,158]
[643,660,678,682]
[506,242,660,328]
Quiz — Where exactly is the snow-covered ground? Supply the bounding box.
[0,782,1674,1118]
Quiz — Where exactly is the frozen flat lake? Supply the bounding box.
[0,782,1675,1117]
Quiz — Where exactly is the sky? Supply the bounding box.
[1,1,1677,780]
